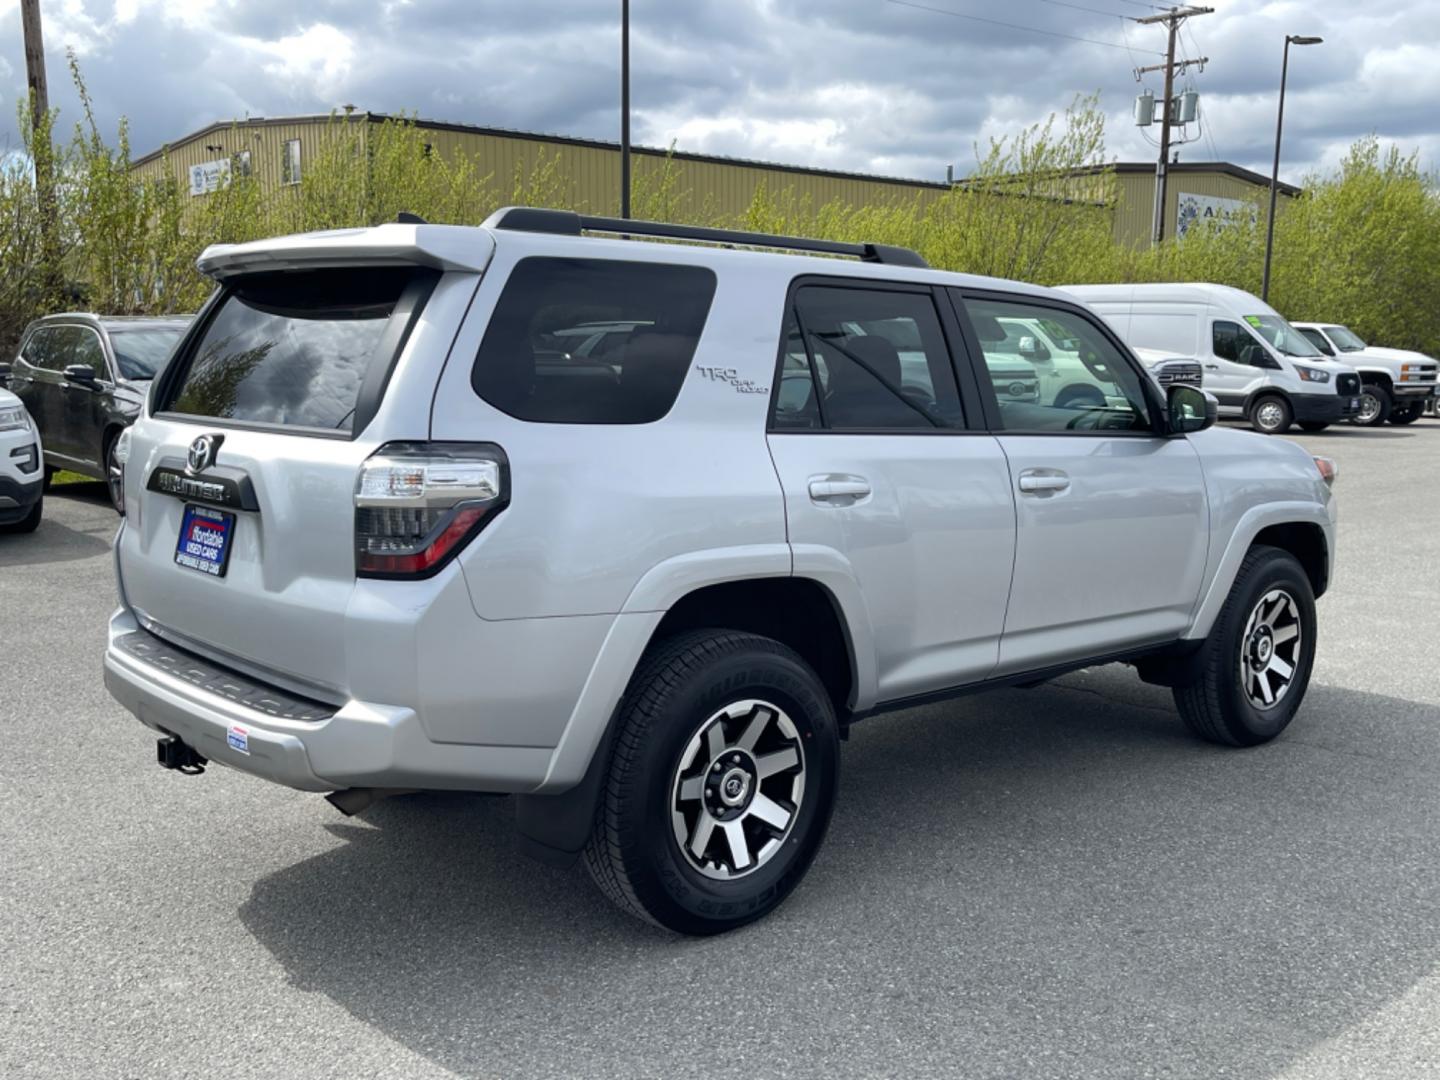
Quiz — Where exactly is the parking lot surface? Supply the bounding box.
[3,423,1439,1080]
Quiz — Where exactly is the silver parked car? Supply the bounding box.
[104,209,1338,934]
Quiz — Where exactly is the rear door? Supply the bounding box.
[55,324,110,466]
[119,264,465,692]
[954,291,1209,675]
[11,326,64,455]
[766,278,1016,702]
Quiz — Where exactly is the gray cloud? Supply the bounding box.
[0,0,1429,185]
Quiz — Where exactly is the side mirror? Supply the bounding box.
[1167,384,1216,434]
[64,364,97,386]
[0,362,10,384]
[1017,335,1048,360]
[1316,338,1334,356]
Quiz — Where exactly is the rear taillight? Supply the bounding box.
[354,442,508,578]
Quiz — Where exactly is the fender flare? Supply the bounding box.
[1184,501,1334,641]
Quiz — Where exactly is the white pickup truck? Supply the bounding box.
[1292,322,1438,426]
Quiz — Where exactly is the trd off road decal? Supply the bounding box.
[695,365,769,394]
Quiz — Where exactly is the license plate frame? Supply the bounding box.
[174,503,236,578]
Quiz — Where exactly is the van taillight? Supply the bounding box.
[354,442,508,578]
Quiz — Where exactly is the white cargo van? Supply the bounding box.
[1061,283,1362,434]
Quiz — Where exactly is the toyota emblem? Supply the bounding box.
[186,435,221,475]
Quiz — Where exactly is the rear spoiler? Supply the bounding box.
[197,223,494,280]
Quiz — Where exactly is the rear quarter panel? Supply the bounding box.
[429,236,791,620]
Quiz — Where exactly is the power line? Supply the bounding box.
[885,0,1164,54]
[1183,20,1222,161]
[1025,0,1146,19]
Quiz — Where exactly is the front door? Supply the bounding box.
[56,325,111,466]
[1207,318,1273,416]
[955,291,1210,675]
[766,279,1016,704]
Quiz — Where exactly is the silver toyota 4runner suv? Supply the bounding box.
[105,208,1338,934]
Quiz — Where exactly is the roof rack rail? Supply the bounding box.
[485,207,928,268]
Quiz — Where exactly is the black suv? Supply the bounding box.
[5,314,191,511]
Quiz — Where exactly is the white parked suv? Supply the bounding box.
[1290,322,1438,427]
[104,210,1339,933]
[0,387,43,533]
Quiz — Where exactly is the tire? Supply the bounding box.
[1388,403,1423,425]
[584,630,840,935]
[103,433,124,515]
[1297,421,1330,432]
[1249,395,1292,435]
[1351,383,1391,427]
[1172,545,1317,747]
[0,497,42,534]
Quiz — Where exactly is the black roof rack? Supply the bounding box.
[489,207,928,268]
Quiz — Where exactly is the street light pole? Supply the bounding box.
[1261,34,1322,303]
[620,0,631,219]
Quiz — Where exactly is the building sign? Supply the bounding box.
[1176,192,1258,238]
[188,152,251,196]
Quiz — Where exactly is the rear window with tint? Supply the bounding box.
[472,257,716,424]
[163,268,419,432]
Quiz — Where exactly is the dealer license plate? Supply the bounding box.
[174,504,236,577]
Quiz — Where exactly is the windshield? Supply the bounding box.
[109,327,186,380]
[1324,325,1367,352]
[1244,314,1322,358]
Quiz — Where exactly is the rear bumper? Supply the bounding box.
[103,608,552,793]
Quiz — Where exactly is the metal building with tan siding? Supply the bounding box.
[129,112,1298,247]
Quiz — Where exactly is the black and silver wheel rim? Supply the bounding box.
[1255,400,1286,432]
[1240,588,1302,710]
[1356,392,1382,424]
[106,442,124,513]
[670,698,806,880]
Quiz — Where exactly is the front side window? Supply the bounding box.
[773,285,962,431]
[1214,320,1275,368]
[1324,325,1367,352]
[965,297,1151,433]
[21,328,60,371]
[109,326,186,381]
[472,257,715,425]
[1296,327,1334,356]
[163,267,419,432]
[1244,314,1321,357]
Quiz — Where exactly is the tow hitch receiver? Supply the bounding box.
[157,736,207,775]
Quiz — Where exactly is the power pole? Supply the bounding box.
[1135,6,1211,244]
[620,0,631,219]
[20,0,61,301]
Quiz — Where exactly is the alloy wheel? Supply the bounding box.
[1255,401,1286,432]
[1239,588,1303,710]
[106,440,125,514]
[670,698,806,880]
[1355,392,1382,425]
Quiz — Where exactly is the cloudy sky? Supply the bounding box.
[0,0,1432,185]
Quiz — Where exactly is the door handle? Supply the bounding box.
[808,477,871,502]
[1017,471,1070,494]
[1204,363,1220,371]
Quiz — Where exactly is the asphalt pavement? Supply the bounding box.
[3,420,1439,1080]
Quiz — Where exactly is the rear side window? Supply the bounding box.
[162,267,421,433]
[472,257,716,424]
[772,284,963,431]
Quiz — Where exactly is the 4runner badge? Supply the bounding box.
[695,365,769,394]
